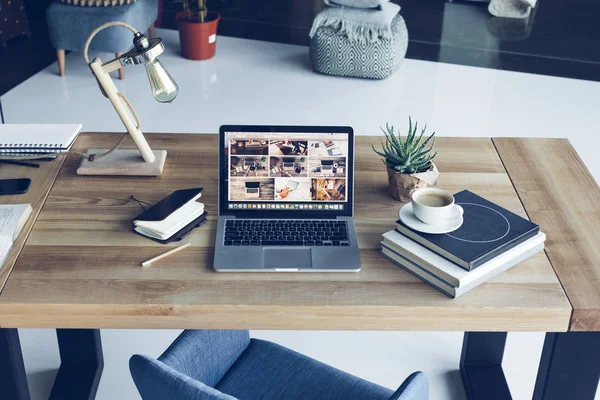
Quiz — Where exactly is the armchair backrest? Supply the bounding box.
[130,330,250,400]
[158,330,251,387]
[389,371,429,400]
[130,354,238,400]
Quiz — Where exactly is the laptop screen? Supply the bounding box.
[220,126,353,216]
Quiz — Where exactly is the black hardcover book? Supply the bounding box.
[396,190,539,271]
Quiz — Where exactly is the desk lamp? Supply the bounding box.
[77,22,178,176]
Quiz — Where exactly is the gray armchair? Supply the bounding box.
[46,0,158,78]
[130,330,429,400]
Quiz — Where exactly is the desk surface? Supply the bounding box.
[0,155,66,291]
[0,132,594,332]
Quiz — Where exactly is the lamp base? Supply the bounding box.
[77,149,167,176]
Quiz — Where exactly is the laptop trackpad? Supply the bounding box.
[263,248,313,269]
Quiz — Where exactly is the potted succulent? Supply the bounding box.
[372,118,439,202]
[174,0,220,60]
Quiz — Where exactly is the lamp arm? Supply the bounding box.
[89,58,156,163]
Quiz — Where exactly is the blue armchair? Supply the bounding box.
[130,330,429,400]
[46,0,158,78]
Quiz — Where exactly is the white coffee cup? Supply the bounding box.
[411,188,463,225]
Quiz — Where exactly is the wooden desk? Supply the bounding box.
[0,133,598,400]
[0,133,571,331]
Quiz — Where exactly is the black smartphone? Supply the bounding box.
[0,179,31,195]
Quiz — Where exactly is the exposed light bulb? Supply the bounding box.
[145,58,178,103]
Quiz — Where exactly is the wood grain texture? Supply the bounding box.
[0,156,66,292]
[0,133,571,331]
[494,138,600,331]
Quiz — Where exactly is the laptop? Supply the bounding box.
[321,160,334,175]
[244,182,261,198]
[214,125,361,272]
[282,158,295,170]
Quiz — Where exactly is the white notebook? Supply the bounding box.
[0,204,32,271]
[0,124,82,153]
[134,201,205,240]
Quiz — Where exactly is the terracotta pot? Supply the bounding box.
[176,11,220,60]
[386,163,439,202]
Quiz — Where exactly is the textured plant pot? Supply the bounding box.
[386,163,439,202]
[176,11,220,60]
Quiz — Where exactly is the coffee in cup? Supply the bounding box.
[411,188,463,225]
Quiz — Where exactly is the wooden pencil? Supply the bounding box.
[141,242,191,267]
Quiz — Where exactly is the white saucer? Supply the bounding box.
[399,203,463,234]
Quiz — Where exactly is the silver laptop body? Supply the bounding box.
[214,125,361,272]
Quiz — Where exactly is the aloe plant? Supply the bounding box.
[372,117,436,174]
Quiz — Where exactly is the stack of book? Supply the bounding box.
[380,190,545,298]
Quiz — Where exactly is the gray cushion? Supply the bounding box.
[46,0,158,53]
[310,14,408,80]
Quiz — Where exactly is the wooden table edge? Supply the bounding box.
[492,137,600,332]
[0,304,571,332]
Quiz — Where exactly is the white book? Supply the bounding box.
[382,230,546,287]
[0,124,82,153]
[0,204,33,270]
[381,241,545,298]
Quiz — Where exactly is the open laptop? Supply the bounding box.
[214,125,361,272]
[282,158,295,170]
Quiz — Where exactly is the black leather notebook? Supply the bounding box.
[133,188,207,244]
[134,188,202,222]
[396,190,540,271]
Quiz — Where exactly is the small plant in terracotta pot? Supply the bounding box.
[173,0,220,60]
[372,118,439,202]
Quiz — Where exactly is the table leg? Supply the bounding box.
[533,332,600,400]
[0,328,30,400]
[460,332,512,400]
[49,329,104,400]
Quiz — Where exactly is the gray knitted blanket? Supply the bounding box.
[309,2,401,43]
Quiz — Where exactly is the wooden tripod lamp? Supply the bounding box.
[77,22,179,176]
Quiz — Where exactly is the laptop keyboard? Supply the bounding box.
[224,220,349,246]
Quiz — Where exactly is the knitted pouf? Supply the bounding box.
[309,14,408,80]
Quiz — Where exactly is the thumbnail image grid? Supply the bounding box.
[228,135,348,202]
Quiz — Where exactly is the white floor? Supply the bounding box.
[2,29,599,399]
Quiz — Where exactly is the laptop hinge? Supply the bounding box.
[221,214,342,219]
